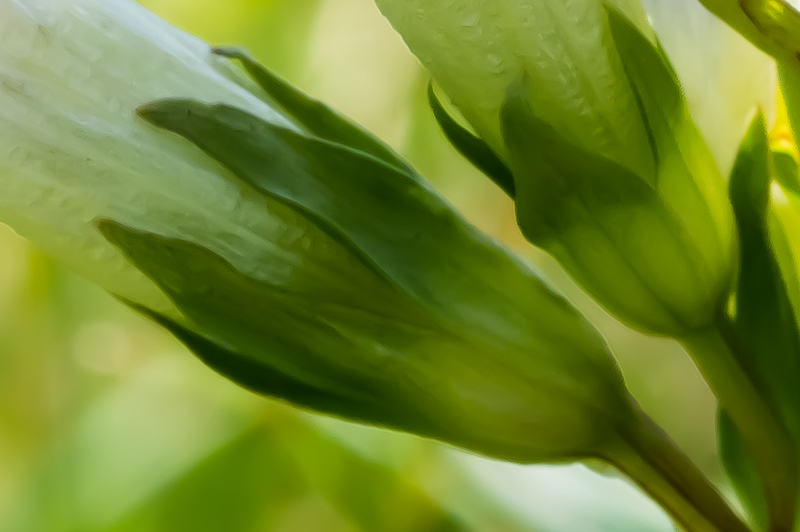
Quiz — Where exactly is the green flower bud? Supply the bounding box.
[380,0,737,336]
[0,0,640,465]
[502,11,737,336]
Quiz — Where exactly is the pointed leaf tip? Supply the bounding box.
[211,46,247,60]
[427,83,515,197]
[213,46,411,173]
[136,99,192,126]
[724,112,800,530]
[729,112,771,223]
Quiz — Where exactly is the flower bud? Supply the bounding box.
[0,0,642,464]
[380,0,738,336]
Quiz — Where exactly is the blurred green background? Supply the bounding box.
[0,1,725,530]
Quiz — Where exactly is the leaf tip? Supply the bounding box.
[135,99,173,123]
[210,46,248,61]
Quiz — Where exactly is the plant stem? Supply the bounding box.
[682,321,798,532]
[606,410,751,532]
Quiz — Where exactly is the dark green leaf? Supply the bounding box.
[718,411,768,531]
[427,83,515,197]
[728,114,800,434]
[723,113,800,527]
[122,300,381,424]
[212,46,411,173]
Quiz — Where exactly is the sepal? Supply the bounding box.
[212,46,411,173]
[137,98,517,326]
[99,220,637,464]
[427,83,515,197]
[102,53,651,464]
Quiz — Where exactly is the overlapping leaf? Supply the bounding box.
[495,8,735,337]
[427,84,515,197]
[718,114,800,530]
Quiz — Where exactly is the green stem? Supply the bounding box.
[682,322,798,532]
[606,410,751,532]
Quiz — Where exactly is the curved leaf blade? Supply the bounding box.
[136,99,579,344]
[99,221,439,436]
[722,113,800,529]
[427,83,515,197]
[728,114,800,433]
[213,46,412,174]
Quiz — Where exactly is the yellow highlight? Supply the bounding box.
[771,84,799,156]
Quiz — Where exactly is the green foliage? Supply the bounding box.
[718,412,767,531]
[728,116,800,445]
[426,84,515,197]
[720,115,800,530]
[212,47,412,173]
[98,224,446,435]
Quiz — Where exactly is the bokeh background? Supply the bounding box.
[0,0,725,530]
